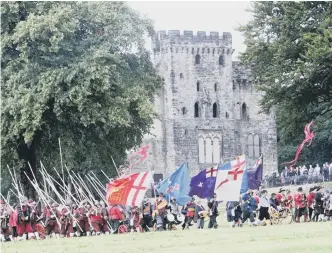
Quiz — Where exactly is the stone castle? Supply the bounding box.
[134,30,277,181]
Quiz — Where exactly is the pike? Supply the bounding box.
[36,169,83,232]
[58,138,65,189]
[89,172,106,193]
[85,175,106,203]
[24,171,62,228]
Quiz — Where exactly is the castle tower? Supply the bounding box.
[140,30,277,179]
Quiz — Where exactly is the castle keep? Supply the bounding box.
[136,30,277,180]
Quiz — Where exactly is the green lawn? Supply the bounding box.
[2,217,332,253]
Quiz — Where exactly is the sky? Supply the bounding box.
[128,1,252,60]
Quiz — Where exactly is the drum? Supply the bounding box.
[36,223,46,240]
[166,213,174,222]
[177,214,185,223]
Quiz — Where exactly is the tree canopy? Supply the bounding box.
[238,1,332,168]
[1,1,163,196]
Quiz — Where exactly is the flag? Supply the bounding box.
[156,163,191,205]
[106,171,153,207]
[240,168,248,194]
[189,166,218,199]
[247,156,263,190]
[214,155,247,201]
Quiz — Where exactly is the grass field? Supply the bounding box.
[2,216,332,253]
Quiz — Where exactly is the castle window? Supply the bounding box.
[219,55,224,66]
[184,129,188,136]
[196,81,200,91]
[212,48,215,54]
[208,48,210,54]
[182,107,187,115]
[212,103,218,118]
[180,73,184,79]
[192,48,194,54]
[195,54,201,65]
[194,102,199,118]
[205,138,213,163]
[198,136,205,163]
[214,82,218,91]
[225,112,229,119]
[248,134,254,157]
[241,103,248,120]
[254,135,261,158]
[212,137,221,163]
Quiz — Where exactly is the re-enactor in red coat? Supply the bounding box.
[294,187,308,222]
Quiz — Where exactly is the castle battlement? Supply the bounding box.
[156,30,232,40]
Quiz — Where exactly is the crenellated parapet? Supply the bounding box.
[152,30,233,52]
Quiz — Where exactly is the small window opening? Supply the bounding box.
[195,54,201,65]
[194,102,199,118]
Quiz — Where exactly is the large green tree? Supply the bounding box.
[238,2,332,168]
[1,1,162,196]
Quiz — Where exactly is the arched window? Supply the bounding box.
[212,103,218,118]
[205,138,213,163]
[184,129,188,136]
[254,135,260,158]
[196,81,200,91]
[248,134,254,157]
[182,107,187,115]
[212,137,221,163]
[180,73,184,79]
[241,103,248,120]
[195,54,201,65]
[219,55,224,66]
[194,102,199,118]
[214,82,218,91]
[198,136,205,163]
[225,112,229,119]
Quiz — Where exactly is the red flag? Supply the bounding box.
[282,120,315,167]
[106,171,152,207]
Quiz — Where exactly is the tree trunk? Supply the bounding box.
[17,134,40,199]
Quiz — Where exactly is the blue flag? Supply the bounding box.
[156,163,191,205]
[189,166,218,199]
[247,156,263,190]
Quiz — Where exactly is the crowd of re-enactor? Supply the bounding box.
[1,184,332,242]
[264,162,332,188]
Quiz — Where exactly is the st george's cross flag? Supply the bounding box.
[106,171,153,207]
[214,155,247,201]
[189,166,218,199]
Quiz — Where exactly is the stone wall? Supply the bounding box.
[140,30,277,178]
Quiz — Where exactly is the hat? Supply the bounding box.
[65,200,72,206]
[279,188,285,193]
[51,203,59,208]
[159,193,164,197]
[297,187,303,192]
[20,196,28,203]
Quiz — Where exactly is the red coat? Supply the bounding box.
[109,206,123,220]
[285,195,293,208]
[186,202,196,218]
[306,192,315,208]
[9,209,18,227]
[254,196,260,205]
[275,193,284,205]
[294,193,306,208]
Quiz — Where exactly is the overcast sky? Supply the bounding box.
[128,1,252,60]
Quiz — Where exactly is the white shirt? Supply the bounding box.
[259,196,270,208]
